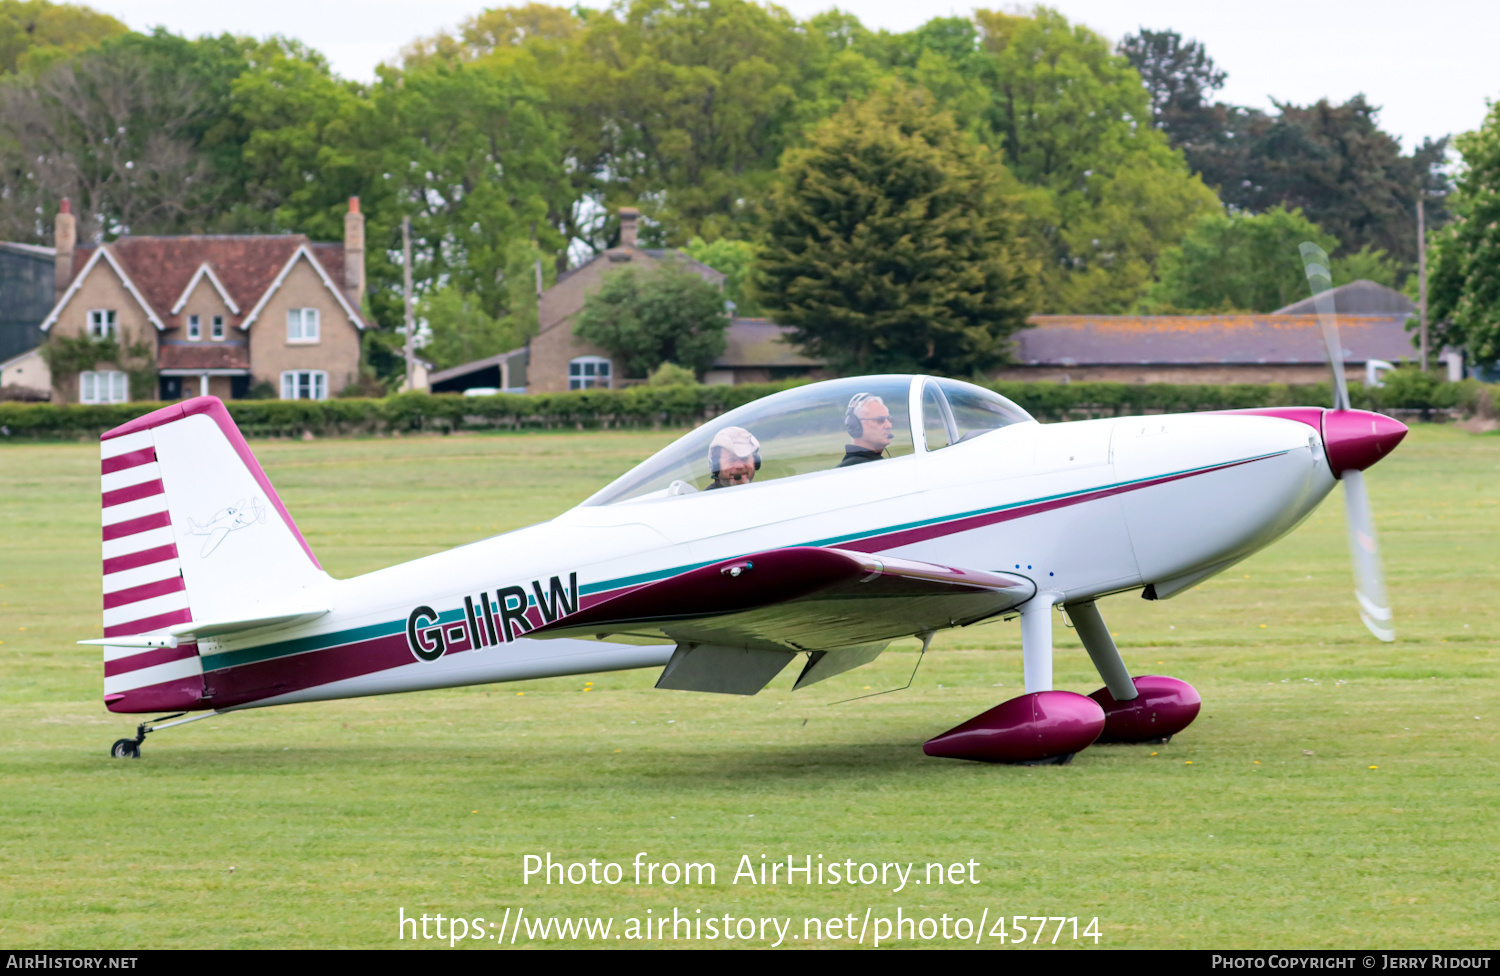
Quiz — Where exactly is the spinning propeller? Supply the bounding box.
[1299,242,1398,642]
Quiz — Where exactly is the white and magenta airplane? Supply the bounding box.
[87,249,1407,764]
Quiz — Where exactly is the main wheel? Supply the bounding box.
[110,738,140,759]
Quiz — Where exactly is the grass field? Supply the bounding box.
[1,425,1497,949]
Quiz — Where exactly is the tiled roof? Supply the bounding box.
[69,236,346,327]
[1016,314,1418,366]
[715,319,822,368]
[158,342,251,370]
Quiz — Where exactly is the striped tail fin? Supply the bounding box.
[98,397,327,713]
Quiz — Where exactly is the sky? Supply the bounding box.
[91,0,1500,153]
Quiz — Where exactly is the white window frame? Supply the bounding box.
[80,370,128,404]
[287,307,320,344]
[568,356,611,390]
[186,314,201,341]
[87,309,117,341]
[211,315,225,341]
[280,370,328,401]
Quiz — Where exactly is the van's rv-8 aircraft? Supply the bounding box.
[88,248,1408,764]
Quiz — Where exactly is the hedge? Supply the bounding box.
[0,378,1489,441]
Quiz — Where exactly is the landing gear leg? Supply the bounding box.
[1071,600,1201,743]
[1067,601,1136,701]
[108,710,219,759]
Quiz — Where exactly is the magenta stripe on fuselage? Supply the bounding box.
[102,544,180,576]
[103,574,186,610]
[101,447,157,475]
[103,643,199,677]
[103,511,172,541]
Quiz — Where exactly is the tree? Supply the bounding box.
[1429,103,1500,368]
[0,30,284,241]
[1146,207,1336,312]
[682,236,762,315]
[0,0,125,74]
[1119,30,1449,273]
[974,9,1219,312]
[758,83,1037,374]
[1118,28,1225,130]
[574,263,730,378]
[1146,205,1396,313]
[419,286,525,372]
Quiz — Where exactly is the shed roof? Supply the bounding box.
[714,319,822,368]
[1015,313,1417,366]
[1273,279,1415,316]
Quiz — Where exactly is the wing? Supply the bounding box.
[528,546,1035,693]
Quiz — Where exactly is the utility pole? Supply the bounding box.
[402,216,415,391]
[1418,198,1429,372]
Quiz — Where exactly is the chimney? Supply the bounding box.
[618,207,639,248]
[344,196,365,308]
[54,198,76,303]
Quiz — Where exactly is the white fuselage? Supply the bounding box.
[197,412,1334,710]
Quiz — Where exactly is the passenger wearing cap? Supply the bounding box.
[837,393,894,466]
[707,426,761,489]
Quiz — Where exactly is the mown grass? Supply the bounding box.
[0,425,1496,949]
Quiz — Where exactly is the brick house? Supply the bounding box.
[527,208,726,392]
[40,199,367,403]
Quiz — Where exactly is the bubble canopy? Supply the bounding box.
[583,375,1034,507]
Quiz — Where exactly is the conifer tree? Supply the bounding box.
[758,83,1037,375]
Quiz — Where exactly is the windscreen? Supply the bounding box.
[585,376,916,505]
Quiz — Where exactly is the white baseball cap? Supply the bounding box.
[709,426,760,458]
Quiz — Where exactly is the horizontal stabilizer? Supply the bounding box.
[80,608,328,649]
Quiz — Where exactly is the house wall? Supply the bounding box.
[176,274,239,334]
[47,257,159,402]
[1,348,50,393]
[987,364,1337,386]
[246,254,361,395]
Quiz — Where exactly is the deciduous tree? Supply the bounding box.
[1428,103,1500,368]
[574,263,730,378]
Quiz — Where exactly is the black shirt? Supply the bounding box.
[837,446,885,467]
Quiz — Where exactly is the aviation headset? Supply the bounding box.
[845,392,883,438]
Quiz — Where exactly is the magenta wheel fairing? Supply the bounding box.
[923,691,1105,763]
[1089,675,1201,743]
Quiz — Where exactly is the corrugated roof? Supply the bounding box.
[1016,314,1417,366]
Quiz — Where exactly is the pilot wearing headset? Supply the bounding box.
[707,426,761,489]
[838,393,894,467]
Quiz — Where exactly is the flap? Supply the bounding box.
[528,547,1034,654]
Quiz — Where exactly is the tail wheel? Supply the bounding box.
[110,738,141,759]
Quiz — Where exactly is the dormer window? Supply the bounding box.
[287,308,320,343]
[88,309,117,341]
[211,315,225,341]
[187,315,201,341]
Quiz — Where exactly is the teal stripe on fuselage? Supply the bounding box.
[209,451,1285,673]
